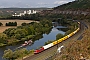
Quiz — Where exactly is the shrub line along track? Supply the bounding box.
[24,21,86,60]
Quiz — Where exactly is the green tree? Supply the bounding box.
[3,49,14,60]
[40,19,52,27]
[14,29,28,40]
[0,22,3,26]
[21,22,27,26]
[3,28,15,37]
[24,26,32,35]
[8,28,16,37]
[0,33,8,43]
[29,26,35,35]
[56,33,64,40]
[6,22,17,26]
[3,48,30,60]
[65,30,72,35]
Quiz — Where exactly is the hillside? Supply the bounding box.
[0,8,51,17]
[51,0,90,60]
[54,0,90,11]
[0,8,50,11]
[54,22,90,60]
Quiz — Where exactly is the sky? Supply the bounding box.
[0,0,75,8]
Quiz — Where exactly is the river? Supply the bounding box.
[0,25,67,60]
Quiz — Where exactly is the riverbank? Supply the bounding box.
[0,19,53,47]
[2,20,79,60]
[0,39,20,47]
[0,27,52,47]
[23,21,81,60]
[2,26,64,60]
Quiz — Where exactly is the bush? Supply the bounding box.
[3,48,32,60]
[56,33,64,40]
[26,35,34,39]
[65,30,72,35]
[6,22,17,26]
[3,49,14,59]
[0,33,8,44]
[0,22,3,26]
[45,40,54,45]
[21,38,27,41]
[21,22,27,26]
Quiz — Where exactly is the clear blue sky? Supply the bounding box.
[0,0,75,8]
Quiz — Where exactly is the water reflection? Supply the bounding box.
[33,34,43,41]
[55,26,67,28]
[52,22,68,32]
[57,28,69,32]
[0,24,67,60]
[26,27,65,50]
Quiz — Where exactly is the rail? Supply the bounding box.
[45,21,81,60]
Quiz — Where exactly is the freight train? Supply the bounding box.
[34,22,80,54]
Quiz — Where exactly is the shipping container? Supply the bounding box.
[52,41,58,46]
[58,39,62,43]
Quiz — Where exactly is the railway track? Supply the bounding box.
[24,21,85,60]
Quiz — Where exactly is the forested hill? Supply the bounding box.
[53,0,90,11]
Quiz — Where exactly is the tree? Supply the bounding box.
[6,22,17,26]
[3,48,30,60]
[0,33,8,43]
[0,22,3,26]
[3,28,15,37]
[14,29,28,40]
[24,27,32,35]
[21,22,27,26]
[3,49,13,60]
[14,34,21,40]
[29,26,35,35]
[56,33,64,40]
[65,30,72,35]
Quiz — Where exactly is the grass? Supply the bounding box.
[54,22,90,60]
[0,20,37,26]
[0,20,38,33]
[0,26,16,33]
